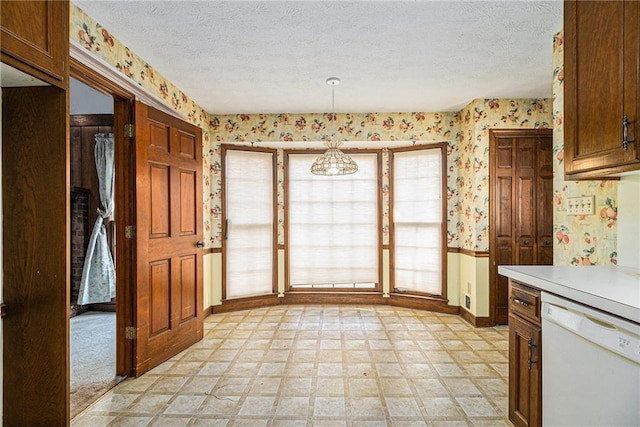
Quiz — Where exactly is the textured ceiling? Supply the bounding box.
[74,1,563,114]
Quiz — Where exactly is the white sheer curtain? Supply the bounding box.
[288,153,379,286]
[392,147,443,295]
[77,133,116,305]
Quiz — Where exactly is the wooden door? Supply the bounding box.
[3,87,69,424]
[509,313,541,427]
[133,101,204,375]
[490,129,553,325]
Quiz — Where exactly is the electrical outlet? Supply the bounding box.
[465,295,471,309]
[567,196,595,215]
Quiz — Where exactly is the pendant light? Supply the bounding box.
[310,77,358,176]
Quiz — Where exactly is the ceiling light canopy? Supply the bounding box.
[310,78,358,176]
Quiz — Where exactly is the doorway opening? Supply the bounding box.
[69,77,124,417]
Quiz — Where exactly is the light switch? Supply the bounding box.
[567,196,595,215]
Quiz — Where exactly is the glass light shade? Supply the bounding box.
[310,141,358,176]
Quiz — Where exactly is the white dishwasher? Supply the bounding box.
[542,292,640,427]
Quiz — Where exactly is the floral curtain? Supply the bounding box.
[77,133,116,305]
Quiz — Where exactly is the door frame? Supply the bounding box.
[70,57,136,376]
[70,43,198,377]
[488,128,553,325]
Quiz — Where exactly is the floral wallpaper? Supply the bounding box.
[456,98,552,251]
[207,112,459,246]
[551,31,618,266]
[71,5,218,246]
[71,4,562,257]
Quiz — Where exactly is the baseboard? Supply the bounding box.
[282,292,386,305]
[212,294,280,314]
[203,305,213,317]
[387,293,459,314]
[459,306,493,327]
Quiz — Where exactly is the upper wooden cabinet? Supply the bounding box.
[564,0,639,179]
[1,0,69,88]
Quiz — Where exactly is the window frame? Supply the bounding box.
[389,143,448,300]
[221,144,278,301]
[284,149,383,293]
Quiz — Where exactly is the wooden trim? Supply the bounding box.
[283,292,386,305]
[220,145,278,300]
[70,114,114,127]
[0,303,5,318]
[459,307,494,327]
[448,247,490,257]
[387,293,459,315]
[70,57,134,101]
[213,294,280,313]
[70,42,187,121]
[70,62,136,377]
[203,305,213,318]
[277,244,285,250]
[204,247,221,254]
[389,143,448,298]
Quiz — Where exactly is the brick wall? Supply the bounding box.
[70,187,90,317]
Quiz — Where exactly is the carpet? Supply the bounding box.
[70,311,123,419]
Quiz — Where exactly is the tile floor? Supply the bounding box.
[72,305,512,426]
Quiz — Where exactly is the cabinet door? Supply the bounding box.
[1,0,69,87]
[509,314,541,427]
[564,0,639,178]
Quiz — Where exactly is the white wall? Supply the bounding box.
[617,174,640,269]
[70,77,113,115]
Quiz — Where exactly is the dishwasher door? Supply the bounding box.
[541,292,640,427]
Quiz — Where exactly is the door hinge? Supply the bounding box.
[125,225,136,239]
[125,326,137,340]
[124,123,135,138]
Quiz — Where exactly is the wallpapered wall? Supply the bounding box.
[71,6,618,268]
[551,31,618,266]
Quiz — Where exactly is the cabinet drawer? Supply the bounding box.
[509,281,541,325]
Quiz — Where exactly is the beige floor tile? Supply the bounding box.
[384,396,422,417]
[89,392,139,413]
[149,415,192,426]
[109,415,154,426]
[72,305,511,427]
[71,414,117,427]
[455,397,500,417]
[411,378,449,397]
[128,394,173,415]
[421,396,464,417]
[348,378,380,396]
[164,395,207,415]
[316,377,345,395]
[313,396,346,417]
[281,377,313,395]
[347,396,386,418]
[276,396,310,416]
[380,378,412,396]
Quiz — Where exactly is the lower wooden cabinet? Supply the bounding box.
[509,282,542,427]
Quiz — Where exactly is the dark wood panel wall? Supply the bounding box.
[3,86,70,424]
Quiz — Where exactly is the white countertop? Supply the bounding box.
[498,265,640,324]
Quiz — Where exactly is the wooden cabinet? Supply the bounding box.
[508,281,542,427]
[1,0,69,87]
[564,0,640,179]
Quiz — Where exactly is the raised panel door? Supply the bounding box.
[133,101,203,375]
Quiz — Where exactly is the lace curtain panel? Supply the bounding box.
[77,133,116,305]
